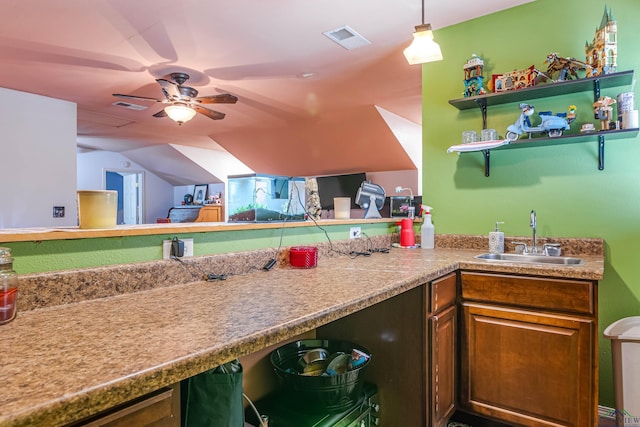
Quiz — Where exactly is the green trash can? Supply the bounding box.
[181,360,244,427]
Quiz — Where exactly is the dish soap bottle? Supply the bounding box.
[420,205,434,249]
[489,222,505,254]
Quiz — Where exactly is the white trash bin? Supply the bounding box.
[604,316,640,426]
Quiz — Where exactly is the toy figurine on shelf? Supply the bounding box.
[567,104,577,122]
[585,6,617,76]
[492,65,537,93]
[535,52,593,85]
[505,103,573,141]
[593,96,617,130]
[463,54,486,97]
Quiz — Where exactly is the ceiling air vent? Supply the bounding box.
[323,25,371,50]
[112,101,148,111]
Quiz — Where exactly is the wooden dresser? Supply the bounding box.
[166,205,223,223]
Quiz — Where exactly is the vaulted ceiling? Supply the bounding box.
[0,0,533,181]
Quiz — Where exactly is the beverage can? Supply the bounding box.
[617,92,635,122]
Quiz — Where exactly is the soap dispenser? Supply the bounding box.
[489,222,505,254]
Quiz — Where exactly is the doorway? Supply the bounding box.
[105,170,144,224]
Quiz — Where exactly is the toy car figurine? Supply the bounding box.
[506,103,573,141]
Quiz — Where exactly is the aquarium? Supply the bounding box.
[227,174,306,222]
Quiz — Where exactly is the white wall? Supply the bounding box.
[173,183,225,206]
[367,170,419,199]
[0,87,77,228]
[77,151,174,223]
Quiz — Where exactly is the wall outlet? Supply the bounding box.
[53,206,65,218]
[350,226,362,239]
[162,238,194,260]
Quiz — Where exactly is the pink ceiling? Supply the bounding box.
[0,0,533,178]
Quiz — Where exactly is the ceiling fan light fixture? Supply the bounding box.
[165,104,197,125]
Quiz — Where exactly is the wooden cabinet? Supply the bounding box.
[195,205,223,222]
[167,205,223,222]
[459,272,598,427]
[317,273,457,426]
[426,273,457,427]
[68,385,180,427]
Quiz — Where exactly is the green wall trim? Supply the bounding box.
[6,223,393,274]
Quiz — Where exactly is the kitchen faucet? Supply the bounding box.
[513,209,562,255]
[513,210,539,254]
[530,209,538,253]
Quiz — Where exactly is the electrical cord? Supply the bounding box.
[291,182,391,258]
[171,178,390,280]
[243,393,268,427]
[172,255,269,281]
[259,178,294,271]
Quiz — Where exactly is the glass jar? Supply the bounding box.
[0,247,18,324]
[462,130,477,144]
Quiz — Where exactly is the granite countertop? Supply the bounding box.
[0,245,604,426]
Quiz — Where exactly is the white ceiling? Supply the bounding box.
[0,0,533,179]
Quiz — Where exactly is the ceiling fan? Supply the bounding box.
[113,72,238,125]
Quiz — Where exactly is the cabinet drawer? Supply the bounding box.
[73,386,178,427]
[460,271,595,315]
[427,273,456,314]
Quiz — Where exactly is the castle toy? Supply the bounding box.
[585,6,617,76]
[492,65,537,93]
[463,54,486,97]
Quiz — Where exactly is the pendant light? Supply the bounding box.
[164,104,197,125]
[403,0,443,65]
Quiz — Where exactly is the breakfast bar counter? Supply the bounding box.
[0,243,604,426]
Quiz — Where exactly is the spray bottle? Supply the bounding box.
[420,205,434,249]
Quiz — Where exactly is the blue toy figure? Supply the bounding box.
[506,103,573,140]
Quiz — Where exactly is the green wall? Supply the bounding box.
[424,0,640,407]
[5,222,392,274]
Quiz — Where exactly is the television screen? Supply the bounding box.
[316,173,367,210]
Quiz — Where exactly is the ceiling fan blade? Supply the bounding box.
[193,105,225,120]
[113,93,164,103]
[196,94,238,104]
[153,109,168,118]
[156,78,182,100]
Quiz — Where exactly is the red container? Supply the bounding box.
[0,287,17,324]
[290,246,318,268]
[399,218,415,247]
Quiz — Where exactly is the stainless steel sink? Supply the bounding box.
[474,253,585,265]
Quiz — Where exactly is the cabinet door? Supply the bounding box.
[196,206,222,222]
[428,304,456,427]
[428,273,457,314]
[460,303,595,427]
